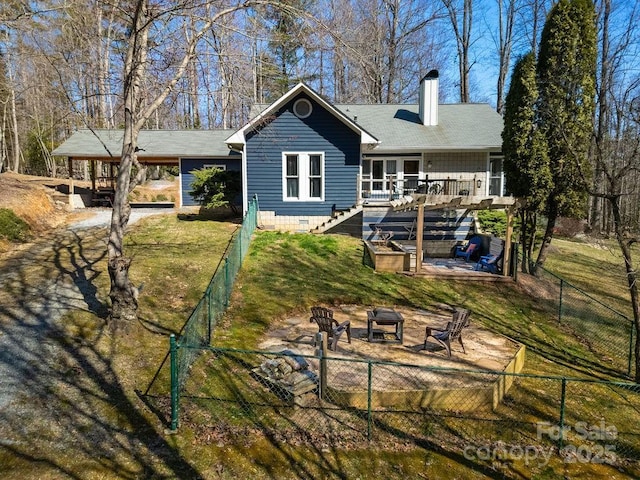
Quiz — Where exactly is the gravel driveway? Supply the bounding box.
[0,208,175,461]
[68,206,175,230]
[0,207,174,406]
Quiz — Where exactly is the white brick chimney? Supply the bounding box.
[418,70,439,126]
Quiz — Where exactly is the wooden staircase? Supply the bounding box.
[311,205,363,235]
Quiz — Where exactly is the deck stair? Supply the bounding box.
[311,205,363,234]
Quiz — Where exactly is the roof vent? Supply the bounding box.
[293,98,312,119]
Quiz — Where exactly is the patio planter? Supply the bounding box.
[364,240,411,272]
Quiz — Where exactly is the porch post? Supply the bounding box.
[91,160,96,193]
[67,157,74,209]
[415,203,425,273]
[109,162,115,189]
[504,207,514,276]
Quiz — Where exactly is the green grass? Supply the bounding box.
[218,232,631,379]
[3,217,640,479]
[542,237,639,317]
[0,207,31,242]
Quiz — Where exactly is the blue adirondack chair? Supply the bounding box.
[475,249,504,274]
[454,236,482,262]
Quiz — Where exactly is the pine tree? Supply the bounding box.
[533,0,597,273]
[502,52,551,272]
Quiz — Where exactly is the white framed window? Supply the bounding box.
[282,152,324,201]
[488,154,505,196]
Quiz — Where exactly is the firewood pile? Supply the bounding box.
[253,350,318,398]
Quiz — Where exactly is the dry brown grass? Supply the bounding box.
[0,173,72,252]
[0,172,67,230]
[0,173,179,253]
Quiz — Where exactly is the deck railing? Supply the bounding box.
[359,175,479,203]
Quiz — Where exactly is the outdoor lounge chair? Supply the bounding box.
[423,308,471,358]
[310,306,352,350]
[454,236,482,262]
[475,249,504,274]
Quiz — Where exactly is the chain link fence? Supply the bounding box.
[172,345,640,469]
[142,202,640,472]
[161,196,259,427]
[533,265,635,377]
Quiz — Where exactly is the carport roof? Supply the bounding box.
[52,129,239,160]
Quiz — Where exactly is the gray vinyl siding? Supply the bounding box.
[180,157,241,207]
[245,94,360,216]
[425,152,488,179]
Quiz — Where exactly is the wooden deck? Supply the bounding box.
[408,257,513,281]
[390,241,513,281]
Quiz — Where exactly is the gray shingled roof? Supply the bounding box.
[52,129,238,158]
[250,102,503,151]
[335,103,503,151]
[55,102,502,159]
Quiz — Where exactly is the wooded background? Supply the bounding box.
[0,0,639,234]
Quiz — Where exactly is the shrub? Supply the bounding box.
[189,168,241,214]
[554,217,586,238]
[0,208,32,242]
[165,166,179,178]
[477,210,508,237]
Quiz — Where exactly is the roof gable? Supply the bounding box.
[225,83,379,147]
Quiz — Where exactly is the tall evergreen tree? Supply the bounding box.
[533,0,596,273]
[502,52,551,272]
[259,0,311,101]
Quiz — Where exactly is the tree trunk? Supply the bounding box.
[533,204,557,276]
[444,0,472,103]
[107,0,148,327]
[9,82,20,172]
[108,142,138,326]
[606,195,640,381]
[108,255,138,326]
[496,0,515,114]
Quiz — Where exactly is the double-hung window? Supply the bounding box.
[283,152,324,201]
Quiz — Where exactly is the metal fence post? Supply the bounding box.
[629,321,635,377]
[367,361,373,441]
[558,279,564,324]
[170,334,179,431]
[207,286,213,344]
[558,377,567,450]
[316,332,327,399]
[224,257,230,308]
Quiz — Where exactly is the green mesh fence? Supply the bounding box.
[169,196,259,428]
[174,346,640,470]
[534,266,635,377]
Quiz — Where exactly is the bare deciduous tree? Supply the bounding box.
[108,0,312,325]
[589,0,640,380]
[495,0,517,113]
[443,0,473,102]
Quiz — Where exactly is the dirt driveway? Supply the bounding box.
[0,208,200,479]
